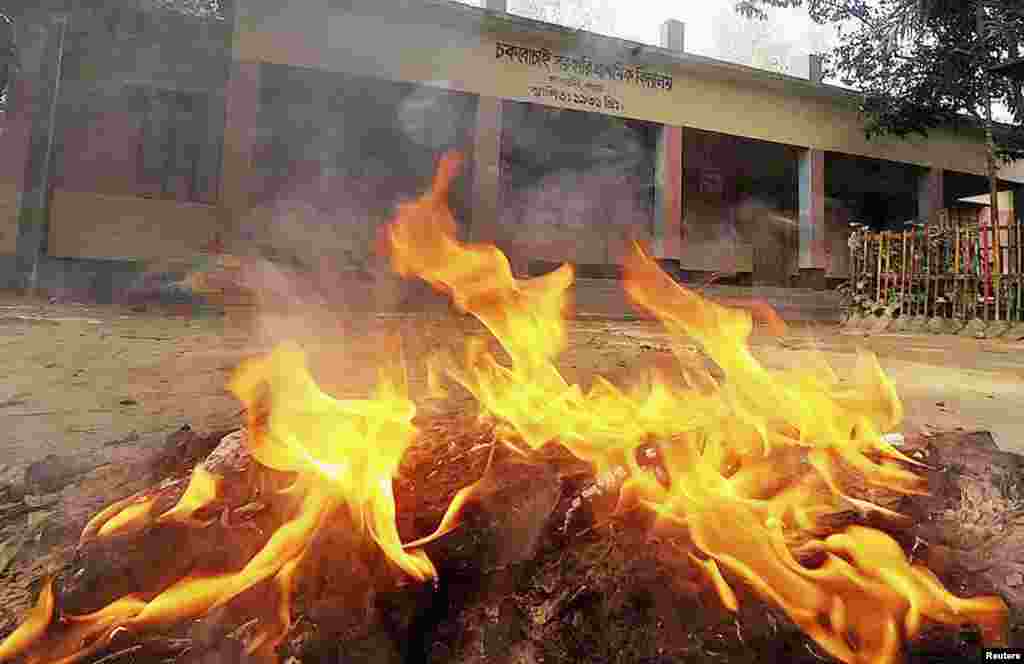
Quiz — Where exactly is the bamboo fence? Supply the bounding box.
[847,206,1024,329]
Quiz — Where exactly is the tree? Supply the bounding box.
[735,1,1022,139]
[509,0,616,34]
[735,0,1024,233]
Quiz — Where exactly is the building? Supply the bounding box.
[0,0,1021,304]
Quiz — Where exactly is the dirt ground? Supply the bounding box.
[1,294,1023,469]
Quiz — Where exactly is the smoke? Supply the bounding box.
[228,100,657,333]
[735,196,797,231]
[499,106,655,266]
[126,68,664,374]
[502,165,653,266]
[184,81,481,354]
[396,81,466,150]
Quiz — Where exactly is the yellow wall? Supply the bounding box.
[237,0,994,177]
[0,182,18,254]
[49,190,222,262]
[999,159,1024,183]
[958,190,1015,208]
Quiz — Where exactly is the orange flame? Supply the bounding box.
[0,337,435,663]
[384,151,1008,664]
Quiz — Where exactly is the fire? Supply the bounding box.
[0,339,436,663]
[0,149,1009,664]
[385,151,1008,663]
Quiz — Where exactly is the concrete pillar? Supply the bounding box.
[219,60,262,330]
[470,96,503,247]
[798,148,826,286]
[809,54,824,83]
[220,60,262,251]
[917,167,945,225]
[653,125,683,263]
[653,19,685,272]
[1014,184,1022,227]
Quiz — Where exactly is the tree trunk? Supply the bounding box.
[979,1,1002,321]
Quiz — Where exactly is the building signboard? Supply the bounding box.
[494,40,672,115]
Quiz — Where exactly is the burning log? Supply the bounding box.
[0,424,238,643]
[55,430,265,616]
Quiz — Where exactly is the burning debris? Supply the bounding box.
[0,151,1014,664]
